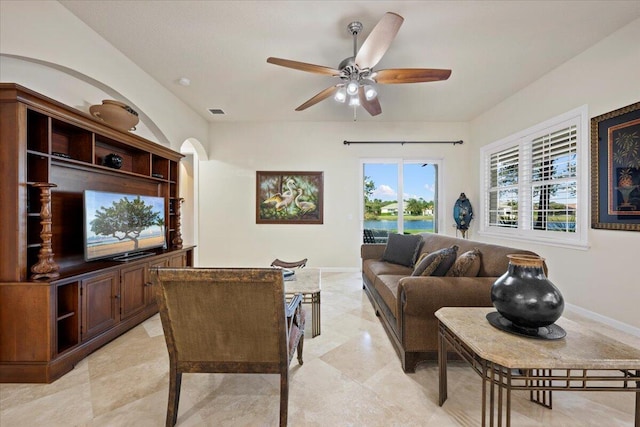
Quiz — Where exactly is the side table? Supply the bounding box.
[436,307,640,427]
[284,268,321,337]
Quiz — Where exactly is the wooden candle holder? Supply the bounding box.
[172,197,184,249]
[30,182,60,280]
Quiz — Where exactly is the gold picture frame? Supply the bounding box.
[591,101,640,231]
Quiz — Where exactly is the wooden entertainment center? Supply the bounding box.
[0,84,194,383]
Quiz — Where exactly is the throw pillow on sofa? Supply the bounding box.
[446,248,481,277]
[412,245,458,276]
[381,233,423,267]
[415,251,429,265]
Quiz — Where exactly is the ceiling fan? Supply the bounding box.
[267,12,451,117]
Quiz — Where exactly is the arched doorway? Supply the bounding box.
[179,138,207,266]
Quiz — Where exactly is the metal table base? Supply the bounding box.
[438,320,640,427]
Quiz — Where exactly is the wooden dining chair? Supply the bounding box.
[150,267,305,427]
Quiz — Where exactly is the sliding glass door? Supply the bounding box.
[362,160,439,242]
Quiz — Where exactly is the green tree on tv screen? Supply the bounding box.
[90,196,163,250]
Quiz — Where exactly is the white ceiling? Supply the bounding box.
[60,1,640,123]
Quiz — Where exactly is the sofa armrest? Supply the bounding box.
[361,244,386,260]
[398,276,495,316]
[395,276,495,354]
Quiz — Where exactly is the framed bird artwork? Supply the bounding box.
[256,171,323,224]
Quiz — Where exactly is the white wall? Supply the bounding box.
[0,1,207,151]
[1,0,206,248]
[3,1,637,331]
[470,18,640,330]
[198,121,470,269]
[179,154,195,246]
[0,55,163,143]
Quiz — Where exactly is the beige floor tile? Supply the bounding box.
[0,271,637,426]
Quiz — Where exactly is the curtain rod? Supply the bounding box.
[343,140,463,146]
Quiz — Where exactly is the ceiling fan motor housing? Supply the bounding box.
[338,58,372,82]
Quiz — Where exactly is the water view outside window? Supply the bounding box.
[363,162,437,241]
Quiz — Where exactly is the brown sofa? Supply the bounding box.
[361,233,544,372]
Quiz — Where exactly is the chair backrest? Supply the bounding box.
[151,268,288,373]
[270,258,307,269]
[363,229,376,244]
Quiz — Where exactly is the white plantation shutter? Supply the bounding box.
[480,107,588,248]
[529,124,578,233]
[487,145,519,228]
[531,126,577,182]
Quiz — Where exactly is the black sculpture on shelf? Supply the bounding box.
[103,153,123,169]
[453,193,473,238]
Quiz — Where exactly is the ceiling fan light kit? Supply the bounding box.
[266,11,451,117]
[346,79,360,96]
[362,79,377,100]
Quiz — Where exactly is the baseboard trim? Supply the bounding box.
[565,303,640,338]
[316,267,360,273]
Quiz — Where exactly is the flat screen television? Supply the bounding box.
[84,190,166,261]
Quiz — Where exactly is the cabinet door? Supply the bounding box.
[147,258,169,306]
[81,272,118,342]
[120,264,148,320]
[168,253,187,267]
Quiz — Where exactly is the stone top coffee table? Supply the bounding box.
[284,268,321,338]
[436,307,640,427]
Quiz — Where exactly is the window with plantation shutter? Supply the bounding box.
[480,106,589,249]
[488,145,519,229]
[529,125,577,233]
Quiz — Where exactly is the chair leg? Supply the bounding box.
[280,370,289,427]
[297,334,304,366]
[166,367,182,427]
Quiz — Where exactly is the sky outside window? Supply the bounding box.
[365,163,436,202]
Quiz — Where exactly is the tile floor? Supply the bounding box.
[0,271,638,426]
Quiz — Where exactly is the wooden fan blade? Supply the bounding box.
[358,86,382,116]
[355,12,404,69]
[267,57,341,76]
[374,68,452,84]
[295,85,340,111]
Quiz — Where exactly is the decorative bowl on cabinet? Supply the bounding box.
[90,100,139,132]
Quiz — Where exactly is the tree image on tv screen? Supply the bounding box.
[90,196,164,250]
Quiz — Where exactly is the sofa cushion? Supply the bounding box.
[381,233,422,267]
[374,275,406,318]
[362,259,412,287]
[411,251,443,276]
[412,245,458,277]
[417,233,543,277]
[446,248,481,277]
[415,251,429,265]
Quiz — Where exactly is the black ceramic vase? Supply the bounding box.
[491,254,564,331]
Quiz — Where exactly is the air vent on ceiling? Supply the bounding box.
[208,108,225,115]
